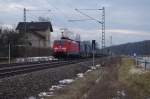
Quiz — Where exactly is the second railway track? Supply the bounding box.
[0,58,91,79]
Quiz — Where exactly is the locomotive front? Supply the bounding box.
[52,39,67,58]
[52,38,80,58]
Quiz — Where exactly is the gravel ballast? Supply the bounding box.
[0,58,102,99]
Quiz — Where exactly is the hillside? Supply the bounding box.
[107,40,150,56]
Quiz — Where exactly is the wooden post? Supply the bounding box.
[145,60,147,70]
[136,60,138,68]
[8,43,11,64]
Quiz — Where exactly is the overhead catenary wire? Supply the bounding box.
[75,9,102,24]
[68,7,105,49]
[46,0,70,20]
[68,19,96,22]
[45,0,102,42]
[23,8,52,22]
[45,0,85,28]
[46,0,84,37]
[28,12,52,21]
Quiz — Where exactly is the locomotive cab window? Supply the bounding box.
[54,40,65,46]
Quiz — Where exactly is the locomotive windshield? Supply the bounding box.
[54,40,65,46]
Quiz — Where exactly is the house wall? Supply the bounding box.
[46,28,51,47]
[36,29,51,47]
[27,33,46,48]
[27,29,51,48]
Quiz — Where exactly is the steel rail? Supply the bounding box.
[0,58,90,79]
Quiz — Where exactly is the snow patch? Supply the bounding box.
[27,96,36,99]
[39,92,54,97]
[96,64,101,67]
[15,56,57,63]
[59,79,74,85]
[91,66,96,70]
[117,90,126,97]
[86,69,92,73]
[77,73,84,78]
[49,85,63,91]
[39,79,74,98]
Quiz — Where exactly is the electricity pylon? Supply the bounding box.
[69,7,105,50]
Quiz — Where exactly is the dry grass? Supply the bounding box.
[85,57,124,99]
[43,57,150,99]
[119,57,150,99]
[44,68,101,99]
[44,57,124,99]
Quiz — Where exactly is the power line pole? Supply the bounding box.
[23,8,27,60]
[23,8,51,59]
[69,7,106,51]
[102,7,105,49]
[23,8,51,22]
[23,8,27,35]
[24,8,26,22]
[8,43,11,64]
[110,36,112,46]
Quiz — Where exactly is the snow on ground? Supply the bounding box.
[38,64,100,98]
[77,73,84,78]
[96,64,101,67]
[116,90,126,97]
[49,85,63,91]
[27,96,36,99]
[15,56,57,63]
[137,57,150,70]
[39,92,54,97]
[38,85,63,97]
[91,66,96,70]
[59,79,74,85]
[86,69,92,73]
[142,57,150,61]
[140,62,150,69]
[39,79,74,97]
[86,64,102,73]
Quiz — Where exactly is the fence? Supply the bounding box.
[0,45,53,63]
[135,57,150,70]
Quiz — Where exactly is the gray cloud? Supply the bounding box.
[0,0,150,45]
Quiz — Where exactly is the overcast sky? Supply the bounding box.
[0,0,150,47]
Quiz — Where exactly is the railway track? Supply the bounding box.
[0,58,91,79]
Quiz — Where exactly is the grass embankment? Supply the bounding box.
[44,57,150,99]
[119,58,150,98]
[45,68,101,99]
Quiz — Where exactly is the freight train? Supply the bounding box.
[52,36,93,58]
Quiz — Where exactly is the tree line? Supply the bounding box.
[0,28,26,58]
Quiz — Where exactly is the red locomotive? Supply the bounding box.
[52,36,80,58]
[52,32,94,58]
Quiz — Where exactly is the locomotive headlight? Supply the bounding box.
[62,47,67,50]
[54,47,58,50]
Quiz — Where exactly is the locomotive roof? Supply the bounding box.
[61,37,80,42]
